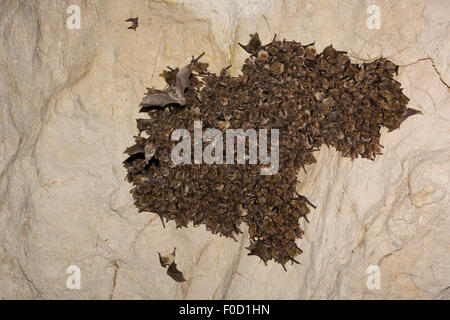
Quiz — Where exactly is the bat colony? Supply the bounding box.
[124,33,421,274]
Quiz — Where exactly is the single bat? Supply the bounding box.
[140,53,205,111]
[158,248,176,267]
[136,118,152,132]
[125,17,138,31]
[158,248,186,282]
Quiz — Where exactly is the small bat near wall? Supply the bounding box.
[158,248,186,282]
[125,17,138,31]
[139,53,205,111]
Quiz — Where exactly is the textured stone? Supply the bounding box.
[0,0,448,299]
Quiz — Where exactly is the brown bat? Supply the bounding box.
[158,248,186,282]
[140,93,181,110]
[125,17,138,31]
[139,65,192,110]
[158,247,176,267]
[139,53,205,111]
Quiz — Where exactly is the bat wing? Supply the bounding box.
[167,262,186,282]
[139,93,180,111]
[175,63,193,103]
[402,107,422,122]
[124,144,144,155]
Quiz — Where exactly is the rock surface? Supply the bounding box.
[0,0,448,299]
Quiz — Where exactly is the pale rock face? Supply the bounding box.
[0,0,448,300]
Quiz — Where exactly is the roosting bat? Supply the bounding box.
[139,53,205,111]
[158,248,186,283]
[125,17,138,31]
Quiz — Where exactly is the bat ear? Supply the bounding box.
[238,33,261,54]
